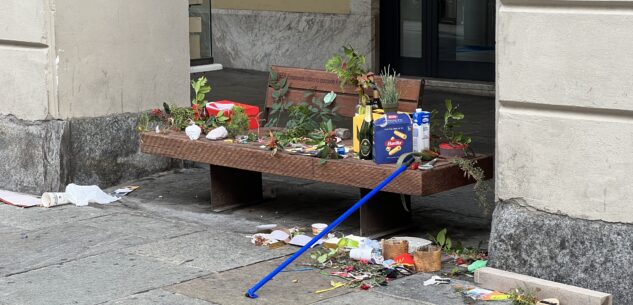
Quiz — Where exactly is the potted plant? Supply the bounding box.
[438,99,471,157]
[377,66,400,113]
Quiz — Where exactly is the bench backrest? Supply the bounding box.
[264,66,424,121]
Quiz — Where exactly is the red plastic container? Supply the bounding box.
[438,143,467,158]
[206,100,260,130]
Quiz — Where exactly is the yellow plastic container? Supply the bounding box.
[352,110,384,153]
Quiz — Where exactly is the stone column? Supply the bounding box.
[493,0,633,303]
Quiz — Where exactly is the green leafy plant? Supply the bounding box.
[169,105,195,130]
[191,76,211,111]
[440,99,471,147]
[427,228,453,253]
[508,288,540,305]
[136,112,152,132]
[325,46,367,89]
[204,110,229,130]
[308,119,340,163]
[266,90,339,148]
[325,46,372,113]
[136,103,195,132]
[225,106,250,137]
[266,69,290,127]
[449,157,492,214]
[285,104,319,139]
[453,240,487,261]
[377,65,400,112]
[310,248,339,264]
[285,95,339,138]
[449,266,460,277]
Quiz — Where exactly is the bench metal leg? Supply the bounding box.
[210,165,263,212]
[359,189,412,238]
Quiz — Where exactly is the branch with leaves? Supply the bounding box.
[266,68,289,127]
[441,99,471,147]
[449,157,492,213]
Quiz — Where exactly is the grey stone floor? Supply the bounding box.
[0,173,506,305]
[0,69,500,304]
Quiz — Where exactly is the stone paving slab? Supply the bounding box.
[372,273,512,305]
[126,231,295,271]
[75,212,205,240]
[116,168,361,235]
[0,252,206,305]
[0,204,115,230]
[312,291,435,305]
[103,289,219,305]
[0,223,20,234]
[0,223,146,276]
[165,256,352,305]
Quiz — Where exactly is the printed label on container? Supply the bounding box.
[360,139,372,157]
[373,113,413,164]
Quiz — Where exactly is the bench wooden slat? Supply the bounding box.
[264,66,424,121]
[140,132,493,196]
[270,66,423,102]
[265,87,420,118]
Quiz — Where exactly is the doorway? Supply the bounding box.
[189,0,214,66]
[380,0,495,81]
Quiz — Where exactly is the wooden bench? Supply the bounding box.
[140,66,494,237]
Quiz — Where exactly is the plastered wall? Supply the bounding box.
[496,0,633,223]
[0,0,190,120]
[54,0,190,119]
[0,0,54,121]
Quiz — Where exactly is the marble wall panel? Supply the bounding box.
[211,6,377,71]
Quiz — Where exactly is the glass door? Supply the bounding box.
[379,0,495,81]
[436,0,495,80]
[189,0,214,65]
[380,0,431,76]
[398,0,426,75]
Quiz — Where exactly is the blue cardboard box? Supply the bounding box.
[373,113,413,164]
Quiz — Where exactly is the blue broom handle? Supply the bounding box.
[246,161,412,298]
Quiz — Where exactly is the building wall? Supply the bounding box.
[496,0,633,223]
[54,0,190,119]
[0,0,190,194]
[0,0,54,121]
[492,0,633,302]
[211,0,379,72]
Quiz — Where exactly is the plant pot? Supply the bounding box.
[382,105,398,114]
[382,239,409,260]
[413,245,441,272]
[439,142,467,158]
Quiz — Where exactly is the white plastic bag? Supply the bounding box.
[65,184,119,206]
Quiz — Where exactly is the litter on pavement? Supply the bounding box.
[110,186,140,198]
[247,224,513,298]
[0,190,41,208]
[42,184,120,207]
[423,275,451,286]
[464,287,510,301]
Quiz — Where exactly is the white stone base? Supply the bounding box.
[190,63,223,74]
